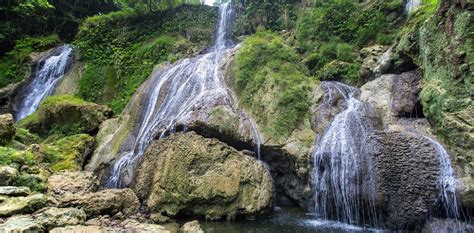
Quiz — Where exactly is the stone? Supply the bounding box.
[49,225,104,233]
[0,166,19,186]
[359,45,389,83]
[369,131,441,229]
[47,171,99,199]
[0,194,47,217]
[120,219,169,233]
[360,71,422,123]
[0,215,44,233]
[34,207,87,230]
[181,220,204,233]
[0,114,15,146]
[57,189,140,218]
[150,213,170,224]
[132,132,274,220]
[18,95,112,136]
[0,186,30,197]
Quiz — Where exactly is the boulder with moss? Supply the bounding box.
[132,132,274,220]
[18,95,112,136]
[0,113,15,146]
[0,193,47,217]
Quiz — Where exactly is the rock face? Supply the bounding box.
[57,188,140,218]
[369,131,440,228]
[0,114,15,146]
[47,171,99,198]
[360,71,422,123]
[132,132,274,220]
[18,95,112,136]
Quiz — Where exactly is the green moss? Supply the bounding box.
[418,6,473,176]
[316,60,361,85]
[10,174,47,192]
[18,95,111,137]
[40,134,95,172]
[235,31,314,140]
[14,128,40,146]
[74,5,218,113]
[0,147,36,167]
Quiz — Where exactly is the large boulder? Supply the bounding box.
[18,95,112,136]
[132,132,274,220]
[47,171,99,198]
[0,114,15,146]
[369,131,441,228]
[0,194,47,217]
[181,220,204,233]
[0,166,19,186]
[360,71,422,123]
[57,189,140,218]
[34,207,87,230]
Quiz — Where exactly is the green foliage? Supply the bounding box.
[75,5,217,113]
[14,128,41,146]
[0,0,119,55]
[0,35,61,88]
[316,61,360,85]
[296,0,405,52]
[232,0,300,36]
[10,174,47,192]
[235,31,314,139]
[0,147,36,167]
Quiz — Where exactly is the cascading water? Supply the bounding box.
[106,0,262,187]
[425,136,461,220]
[406,0,421,12]
[14,45,73,121]
[312,81,380,227]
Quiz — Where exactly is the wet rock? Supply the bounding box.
[34,207,86,230]
[57,189,140,218]
[0,186,30,197]
[49,225,104,233]
[422,218,474,233]
[0,166,19,186]
[47,171,99,199]
[120,219,169,232]
[0,215,44,232]
[132,132,274,220]
[181,220,204,233]
[369,131,440,229]
[18,95,112,136]
[0,114,15,146]
[0,194,47,217]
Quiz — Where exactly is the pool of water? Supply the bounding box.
[201,207,383,233]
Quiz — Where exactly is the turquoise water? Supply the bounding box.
[201,207,383,233]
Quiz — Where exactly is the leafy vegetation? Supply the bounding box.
[74,4,217,113]
[0,35,61,88]
[235,31,314,140]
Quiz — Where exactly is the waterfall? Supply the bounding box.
[425,136,461,220]
[312,81,379,227]
[14,45,73,121]
[106,0,262,187]
[406,0,421,12]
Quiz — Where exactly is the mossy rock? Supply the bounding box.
[316,60,360,85]
[39,134,96,172]
[132,132,274,220]
[418,5,473,179]
[0,114,15,146]
[18,95,112,137]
